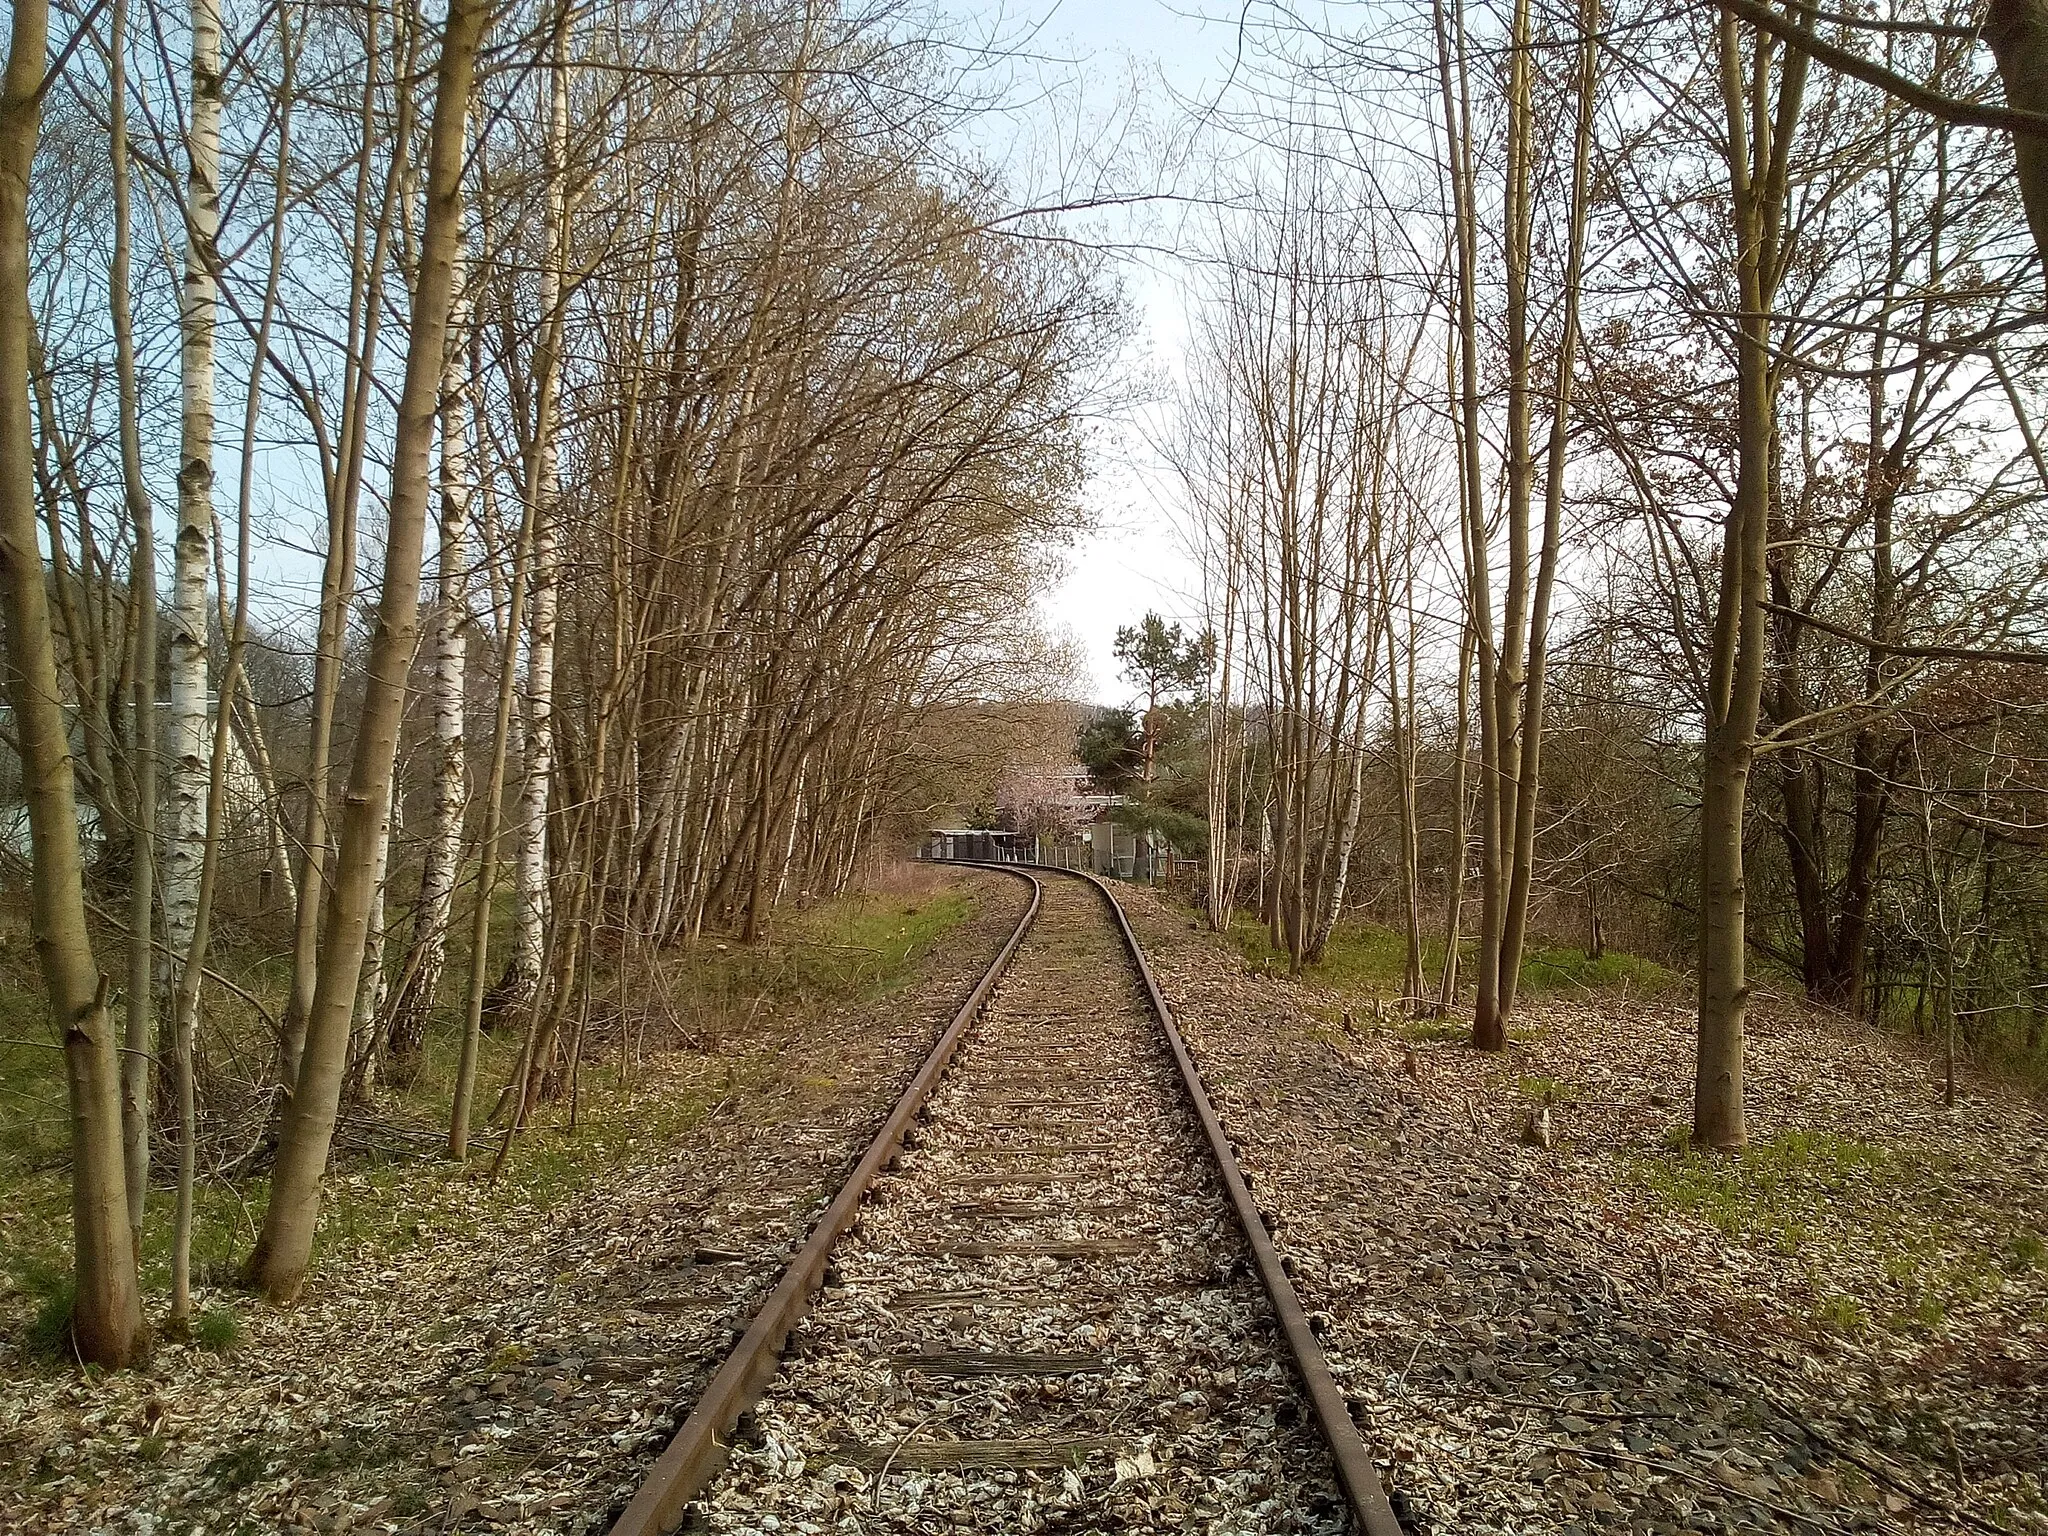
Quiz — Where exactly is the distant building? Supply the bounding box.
[923,828,1033,862]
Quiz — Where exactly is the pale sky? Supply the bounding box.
[938,0,1246,704]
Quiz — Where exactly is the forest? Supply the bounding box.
[0,0,2044,1531]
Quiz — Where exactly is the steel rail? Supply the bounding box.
[607,866,1043,1536]
[1057,863,1406,1536]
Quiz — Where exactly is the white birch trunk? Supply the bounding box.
[348,794,395,1099]
[164,0,220,984]
[506,29,569,1010]
[383,216,472,1064]
[509,511,556,1001]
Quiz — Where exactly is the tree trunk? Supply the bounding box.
[164,0,221,1106]
[244,0,486,1302]
[348,796,395,1102]
[504,11,571,1017]
[109,0,157,1249]
[384,232,473,1071]
[1494,0,1596,1028]
[1435,622,1474,1017]
[1694,7,1805,1150]
[1985,0,2048,271]
[1434,0,1501,1046]
[0,0,145,1364]
[279,4,409,1086]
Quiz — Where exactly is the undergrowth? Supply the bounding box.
[1207,907,1679,1006]
[1630,1128,2029,1340]
[0,875,976,1356]
[1635,1128,1890,1254]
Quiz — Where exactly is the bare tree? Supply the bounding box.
[245,0,488,1303]
[0,0,145,1366]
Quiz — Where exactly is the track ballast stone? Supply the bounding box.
[688,875,1349,1534]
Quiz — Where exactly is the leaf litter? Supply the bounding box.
[0,876,1028,1536]
[1108,884,2048,1536]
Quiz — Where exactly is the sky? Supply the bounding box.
[939,0,1248,704]
[248,0,1250,703]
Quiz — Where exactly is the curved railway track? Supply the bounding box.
[610,865,1402,1536]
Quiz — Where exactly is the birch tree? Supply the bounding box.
[383,199,475,1072]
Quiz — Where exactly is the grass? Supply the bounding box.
[0,876,977,1355]
[1209,907,1679,1007]
[193,1307,241,1353]
[1634,1127,1889,1252]
[1813,1293,1867,1333]
[1630,1128,2037,1341]
[12,1256,75,1360]
[1518,944,1679,998]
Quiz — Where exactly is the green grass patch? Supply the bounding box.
[1517,1075,1571,1104]
[193,1306,241,1353]
[1518,945,1681,999]
[1205,908,1676,1006]
[1634,1128,1890,1247]
[1630,1127,2037,1341]
[1813,1293,1867,1333]
[11,1256,74,1361]
[2006,1231,2046,1272]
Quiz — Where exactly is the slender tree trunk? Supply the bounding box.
[1694,8,1806,1150]
[280,2,408,1084]
[163,0,221,1156]
[1482,0,1537,1046]
[1206,500,1241,931]
[505,11,571,1016]
[1436,623,1474,1017]
[221,669,292,910]
[1434,0,1501,1046]
[245,0,487,1301]
[451,433,540,1159]
[1387,562,1423,1009]
[348,796,395,1102]
[384,226,473,1070]
[1496,0,1597,1025]
[0,0,145,1364]
[109,0,158,1248]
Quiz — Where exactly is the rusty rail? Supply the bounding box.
[609,858,1403,1535]
[1063,864,1406,1536]
[607,866,1042,1536]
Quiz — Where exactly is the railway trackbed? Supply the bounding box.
[610,866,1403,1536]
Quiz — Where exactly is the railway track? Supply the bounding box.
[610,866,1402,1536]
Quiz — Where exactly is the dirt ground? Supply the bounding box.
[0,871,1026,1536]
[1109,883,2048,1536]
